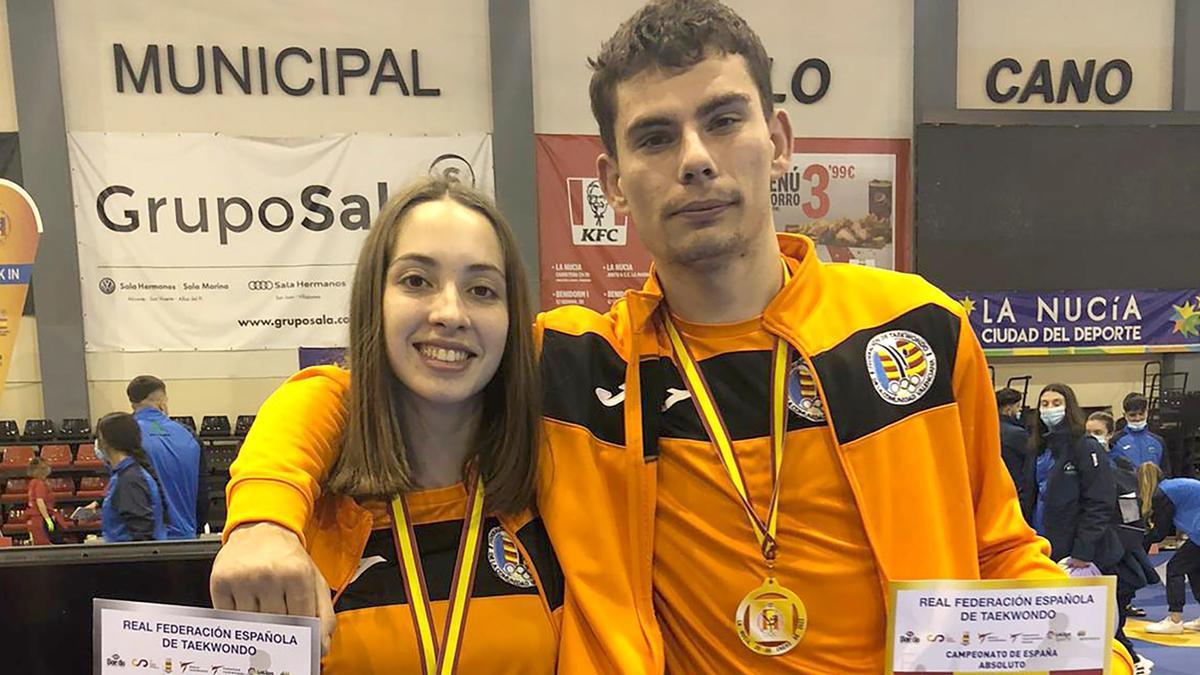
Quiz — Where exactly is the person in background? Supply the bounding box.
[92,412,168,542]
[25,457,67,545]
[1141,464,1200,635]
[1093,409,1152,619]
[997,388,1035,523]
[1087,411,1114,451]
[126,375,208,538]
[1032,384,1148,669]
[1110,393,1169,475]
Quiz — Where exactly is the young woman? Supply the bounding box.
[92,412,169,542]
[25,457,67,545]
[1086,411,1114,451]
[1140,464,1200,634]
[1031,384,1153,667]
[210,178,560,673]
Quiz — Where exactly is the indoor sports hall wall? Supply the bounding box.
[3,0,495,421]
[0,0,1193,425]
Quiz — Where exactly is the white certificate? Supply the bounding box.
[94,599,320,674]
[887,577,1115,675]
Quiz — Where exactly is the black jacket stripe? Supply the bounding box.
[810,303,960,445]
[334,516,541,613]
[541,330,627,447]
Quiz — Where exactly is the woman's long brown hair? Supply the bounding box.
[325,177,540,515]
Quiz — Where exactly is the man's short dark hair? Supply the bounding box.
[1122,392,1149,414]
[127,375,166,405]
[995,388,1022,409]
[588,0,774,156]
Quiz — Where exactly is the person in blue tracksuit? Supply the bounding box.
[997,388,1036,524]
[127,375,208,539]
[1110,393,1169,474]
[1141,464,1200,634]
[94,412,168,542]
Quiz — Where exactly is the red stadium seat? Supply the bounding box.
[46,478,74,497]
[73,443,103,469]
[0,536,12,547]
[77,476,108,499]
[40,444,73,468]
[1,445,36,467]
[2,508,27,535]
[0,478,27,504]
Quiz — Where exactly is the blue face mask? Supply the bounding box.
[1127,420,1147,432]
[93,444,107,464]
[1040,407,1066,429]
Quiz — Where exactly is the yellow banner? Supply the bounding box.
[0,180,42,401]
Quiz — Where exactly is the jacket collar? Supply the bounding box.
[133,406,166,422]
[625,234,823,337]
[109,456,138,476]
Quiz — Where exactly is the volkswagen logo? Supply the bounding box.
[247,280,273,291]
[98,277,116,295]
[429,154,477,187]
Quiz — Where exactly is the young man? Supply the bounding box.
[213,2,1134,672]
[1110,393,1169,473]
[997,388,1035,522]
[127,376,208,539]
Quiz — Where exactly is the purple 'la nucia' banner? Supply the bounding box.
[948,289,1200,356]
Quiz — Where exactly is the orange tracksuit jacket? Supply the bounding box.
[225,234,1132,674]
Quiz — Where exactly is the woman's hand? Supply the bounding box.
[210,522,336,655]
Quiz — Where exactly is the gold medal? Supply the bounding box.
[664,261,810,656]
[735,577,807,656]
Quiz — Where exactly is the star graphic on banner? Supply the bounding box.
[959,296,977,315]
[1171,301,1200,338]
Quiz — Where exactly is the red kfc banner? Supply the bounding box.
[536,134,651,312]
[535,134,910,312]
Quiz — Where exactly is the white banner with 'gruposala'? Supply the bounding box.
[70,131,492,351]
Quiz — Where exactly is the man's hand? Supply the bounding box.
[210,522,335,655]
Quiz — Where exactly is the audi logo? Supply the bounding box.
[247,280,273,291]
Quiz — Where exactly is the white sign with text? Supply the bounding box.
[887,578,1114,674]
[94,599,320,675]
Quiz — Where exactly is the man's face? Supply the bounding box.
[1125,409,1148,424]
[597,53,792,270]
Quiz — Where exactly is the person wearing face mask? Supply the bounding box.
[1032,384,1152,671]
[997,388,1035,523]
[1092,410,1153,621]
[1110,393,1170,475]
[89,412,169,542]
[1086,411,1114,452]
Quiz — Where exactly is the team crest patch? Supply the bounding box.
[864,330,937,406]
[786,360,825,422]
[487,527,534,588]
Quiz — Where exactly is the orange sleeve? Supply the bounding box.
[951,313,1134,675]
[953,310,1059,580]
[222,366,349,546]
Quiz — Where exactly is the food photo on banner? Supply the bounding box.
[69,132,493,352]
[535,134,910,312]
[952,289,1200,355]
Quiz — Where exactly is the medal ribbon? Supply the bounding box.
[390,475,486,675]
[661,262,791,564]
